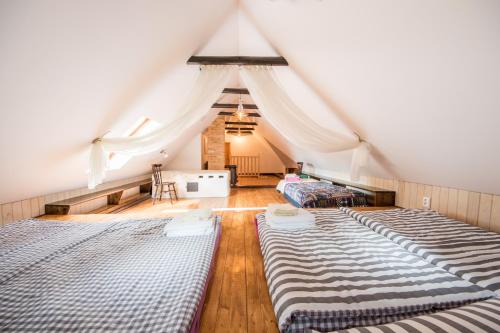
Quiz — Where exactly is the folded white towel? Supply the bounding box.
[170,215,212,226]
[266,209,314,224]
[270,204,299,216]
[184,208,213,220]
[265,205,315,230]
[163,213,214,236]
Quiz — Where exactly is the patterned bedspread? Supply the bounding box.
[276,179,318,193]
[342,208,500,294]
[0,217,221,332]
[283,182,367,208]
[256,209,494,333]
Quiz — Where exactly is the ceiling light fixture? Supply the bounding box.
[236,94,247,120]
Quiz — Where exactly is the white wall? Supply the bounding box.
[166,134,202,170]
[226,133,285,174]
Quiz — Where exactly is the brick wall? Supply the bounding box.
[204,117,225,170]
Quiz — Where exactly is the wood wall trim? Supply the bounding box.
[354,175,500,233]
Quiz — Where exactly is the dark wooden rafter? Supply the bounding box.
[225,127,255,131]
[187,56,288,66]
[218,111,261,117]
[213,103,258,110]
[225,121,257,126]
[223,88,250,94]
[226,131,253,134]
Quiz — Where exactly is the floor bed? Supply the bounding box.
[281,181,367,208]
[0,217,221,333]
[342,207,500,294]
[328,296,500,333]
[255,209,494,333]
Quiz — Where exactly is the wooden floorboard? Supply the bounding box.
[40,187,285,333]
[237,175,281,187]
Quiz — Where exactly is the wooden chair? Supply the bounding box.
[152,164,178,205]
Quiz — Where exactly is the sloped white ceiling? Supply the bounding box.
[0,0,235,203]
[1,0,499,204]
[240,0,500,194]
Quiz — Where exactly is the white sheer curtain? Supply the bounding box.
[350,141,370,181]
[240,65,369,180]
[88,65,232,189]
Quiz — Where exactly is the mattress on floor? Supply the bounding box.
[284,181,367,208]
[256,209,494,333]
[0,217,221,333]
[342,208,500,294]
[276,178,318,193]
[326,297,500,333]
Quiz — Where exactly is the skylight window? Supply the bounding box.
[108,117,162,170]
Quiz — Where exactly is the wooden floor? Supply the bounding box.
[237,175,281,187]
[41,187,287,333]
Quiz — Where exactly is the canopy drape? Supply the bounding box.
[88,64,371,188]
[240,65,369,180]
[88,65,232,189]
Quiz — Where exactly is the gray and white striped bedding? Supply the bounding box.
[0,217,221,332]
[256,210,495,333]
[327,297,500,333]
[342,208,500,294]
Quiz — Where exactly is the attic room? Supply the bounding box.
[1,1,499,333]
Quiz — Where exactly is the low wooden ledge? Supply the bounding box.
[45,179,152,215]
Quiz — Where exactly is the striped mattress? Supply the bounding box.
[256,210,494,333]
[327,297,500,333]
[342,208,500,294]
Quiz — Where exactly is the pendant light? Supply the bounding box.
[236,94,246,120]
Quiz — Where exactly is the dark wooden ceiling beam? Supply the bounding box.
[225,127,255,131]
[217,111,261,117]
[213,103,258,110]
[223,88,250,94]
[187,56,288,66]
[246,112,261,117]
[225,121,257,126]
[226,130,253,134]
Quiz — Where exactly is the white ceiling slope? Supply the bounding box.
[1,1,500,204]
[0,0,235,203]
[240,0,500,194]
